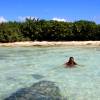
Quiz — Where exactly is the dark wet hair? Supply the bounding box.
[70,57,74,59]
[69,57,74,60]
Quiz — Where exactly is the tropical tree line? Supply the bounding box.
[0,18,100,42]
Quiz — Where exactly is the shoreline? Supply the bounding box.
[0,41,100,47]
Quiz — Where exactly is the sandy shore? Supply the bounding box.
[0,41,100,47]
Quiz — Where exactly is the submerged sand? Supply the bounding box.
[0,41,100,47]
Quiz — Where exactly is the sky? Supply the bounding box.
[0,0,100,24]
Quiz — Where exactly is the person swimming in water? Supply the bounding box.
[64,57,77,67]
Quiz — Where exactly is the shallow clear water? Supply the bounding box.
[0,46,100,100]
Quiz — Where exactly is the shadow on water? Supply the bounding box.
[0,54,10,60]
[31,74,44,80]
[4,80,67,100]
[6,77,17,81]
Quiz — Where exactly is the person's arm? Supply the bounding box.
[74,62,77,65]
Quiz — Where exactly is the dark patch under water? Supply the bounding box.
[32,74,44,79]
[4,80,66,100]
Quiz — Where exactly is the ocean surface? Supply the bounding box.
[0,46,100,100]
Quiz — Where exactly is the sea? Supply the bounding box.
[0,46,100,100]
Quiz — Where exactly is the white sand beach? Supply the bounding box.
[0,41,100,47]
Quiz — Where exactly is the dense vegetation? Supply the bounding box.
[0,18,100,42]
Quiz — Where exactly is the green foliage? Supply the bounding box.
[0,22,24,42]
[0,18,100,42]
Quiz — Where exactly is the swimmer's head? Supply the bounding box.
[69,57,74,61]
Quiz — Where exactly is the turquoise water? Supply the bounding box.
[0,46,100,100]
